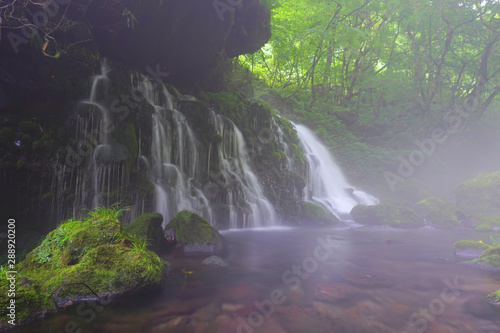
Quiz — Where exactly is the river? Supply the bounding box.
[16,226,500,333]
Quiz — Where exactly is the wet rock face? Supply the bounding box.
[86,0,271,88]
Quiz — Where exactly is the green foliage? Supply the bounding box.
[85,203,130,223]
[236,0,500,189]
[491,235,500,247]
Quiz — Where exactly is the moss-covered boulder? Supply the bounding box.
[299,202,340,225]
[469,215,500,232]
[487,290,500,307]
[454,240,491,259]
[125,212,165,254]
[165,210,226,253]
[350,203,424,228]
[467,246,500,272]
[415,197,463,228]
[454,171,500,213]
[0,208,167,327]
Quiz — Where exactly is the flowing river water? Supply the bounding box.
[16,225,500,333]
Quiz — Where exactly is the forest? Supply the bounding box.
[239,0,500,193]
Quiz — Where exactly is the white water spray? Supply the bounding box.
[294,124,378,219]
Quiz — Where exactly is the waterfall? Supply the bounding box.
[65,61,374,229]
[294,124,378,219]
[133,74,213,226]
[210,111,277,228]
[70,61,129,213]
[130,74,277,228]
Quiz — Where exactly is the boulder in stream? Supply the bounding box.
[0,208,168,328]
[165,210,226,253]
[415,196,463,228]
[454,240,491,259]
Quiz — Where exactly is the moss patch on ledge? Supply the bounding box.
[0,206,167,327]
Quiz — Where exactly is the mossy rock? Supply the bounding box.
[487,290,500,307]
[299,201,340,225]
[165,210,226,253]
[125,212,165,254]
[454,171,500,213]
[350,203,424,228]
[0,210,167,327]
[467,246,500,272]
[470,215,500,232]
[454,240,491,259]
[415,197,462,228]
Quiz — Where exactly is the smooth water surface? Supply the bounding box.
[17,227,500,333]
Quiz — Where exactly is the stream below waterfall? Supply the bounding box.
[16,226,500,333]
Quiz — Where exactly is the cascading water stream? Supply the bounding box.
[68,61,374,228]
[294,124,378,219]
[133,74,213,226]
[210,111,277,229]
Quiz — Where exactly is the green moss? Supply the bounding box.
[454,240,491,251]
[299,202,340,225]
[415,197,462,228]
[455,171,500,213]
[471,246,500,268]
[350,203,424,228]
[487,289,500,305]
[0,274,54,325]
[201,91,245,123]
[165,210,225,251]
[0,206,167,326]
[124,212,165,254]
[211,134,223,144]
[473,215,500,231]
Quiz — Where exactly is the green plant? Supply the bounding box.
[85,203,130,223]
[128,234,149,252]
[490,235,500,247]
